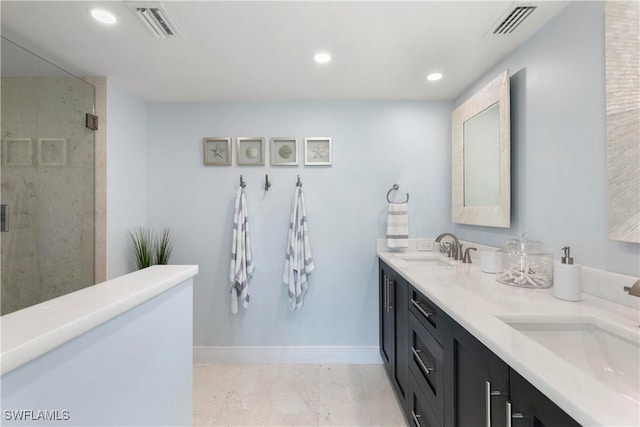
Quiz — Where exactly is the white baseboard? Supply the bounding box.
[193,345,382,365]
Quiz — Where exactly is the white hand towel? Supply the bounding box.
[386,202,409,249]
[230,186,255,314]
[283,187,315,311]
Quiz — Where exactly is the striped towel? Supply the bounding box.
[283,186,315,311]
[386,202,409,249]
[229,186,255,314]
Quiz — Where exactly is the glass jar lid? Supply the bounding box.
[503,233,545,254]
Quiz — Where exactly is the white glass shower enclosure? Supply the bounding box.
[1,37,96,315]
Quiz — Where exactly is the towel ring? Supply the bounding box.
[240,175,246,188]
[386,184,409,203]
[296,175,303,187]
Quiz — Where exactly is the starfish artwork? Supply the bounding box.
[311,144,326,159]
[210,144,226,159]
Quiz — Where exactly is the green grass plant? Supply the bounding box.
[129,227,154,269]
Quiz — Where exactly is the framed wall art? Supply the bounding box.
[38,138,67,166]
[3,138,33,166]
[304,137,332,166]
[270,137,298,166]
[237,137,265,166]
[203,137,232,166]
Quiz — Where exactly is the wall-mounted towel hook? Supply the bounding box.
[296,175,303,187]
[265,174,271,191]
[240,175,246,188]
[386,183,409,203]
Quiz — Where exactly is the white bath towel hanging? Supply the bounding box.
[386,202,409,249]
[283,186,315,311]
[230,186,255,314]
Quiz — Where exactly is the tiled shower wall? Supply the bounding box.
[1,77,95,314]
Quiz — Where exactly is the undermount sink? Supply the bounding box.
[389,253,455,268]
[498,314,640,401]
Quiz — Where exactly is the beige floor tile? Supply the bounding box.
[316,364,365,385]
[265,412,320,427]
[194,363,405,427]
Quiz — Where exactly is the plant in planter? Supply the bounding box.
[155,228,174,265]
[129,227,154,269]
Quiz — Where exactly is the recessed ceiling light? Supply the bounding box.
[427,72,443,81]
[89,8,117,25]
[314,52,332,64]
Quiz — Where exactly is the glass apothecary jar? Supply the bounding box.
[496,234,553,288]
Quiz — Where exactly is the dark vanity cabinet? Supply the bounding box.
[508,371,581,427]
[447,320,509,427]
[378,260,581,427]
[379,261,409,404]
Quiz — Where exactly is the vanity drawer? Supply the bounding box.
[408,314,445,425]
[408,381,442,427]
[409,287,442,343]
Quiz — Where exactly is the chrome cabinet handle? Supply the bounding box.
[486,381,492,427]
[383,276,388,311]
[411,347,434,376]
[506,402,524,427]
[387,277,393,311]
[485,381,504,427]
[411,299,434,319]
[411,410,422,427]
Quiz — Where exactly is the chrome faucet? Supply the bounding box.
[624,280,640,297]
[435,233,463,261]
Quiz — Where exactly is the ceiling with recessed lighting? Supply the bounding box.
[0,1,569,102]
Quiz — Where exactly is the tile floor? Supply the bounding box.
[193,364,408,427]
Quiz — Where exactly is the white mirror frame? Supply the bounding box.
[606,1,639,243]
[451,70,510,227]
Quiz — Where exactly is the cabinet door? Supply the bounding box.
[449,322,509,427]
[393,275,408,400]
[508,370,580,427]
[379,264,395,371]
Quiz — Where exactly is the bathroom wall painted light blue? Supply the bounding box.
[105,1,639,349]
[106,80,149,279]
[452,1,639,277]
[146,102,452,346]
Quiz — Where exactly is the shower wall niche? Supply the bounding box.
[1,38,96,315]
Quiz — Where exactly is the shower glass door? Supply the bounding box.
[1,37,96,315]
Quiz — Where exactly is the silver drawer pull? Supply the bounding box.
[411,299,434,319]
[411,410,422,427]
[485,381,504,427]
[411,347,434,376]
[384,276,389,311]
[506,402,524,427]
[486,381,492,427]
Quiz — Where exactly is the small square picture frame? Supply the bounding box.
[237,137,265,166]
[270,137,298,166]
[304,137,332,166]
[3,138,33,166]
[203,137,232,166]
[38,138,67,166]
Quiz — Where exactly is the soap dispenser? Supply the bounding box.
[553,246,582,301]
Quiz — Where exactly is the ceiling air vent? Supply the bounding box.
[127,2,184,38]
[492,5,537,35]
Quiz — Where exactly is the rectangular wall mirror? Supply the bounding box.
[452,70,511,227]
[606,1,639,243]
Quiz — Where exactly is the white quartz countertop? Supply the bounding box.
[0,265,198,375]
[378,251,640,427]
